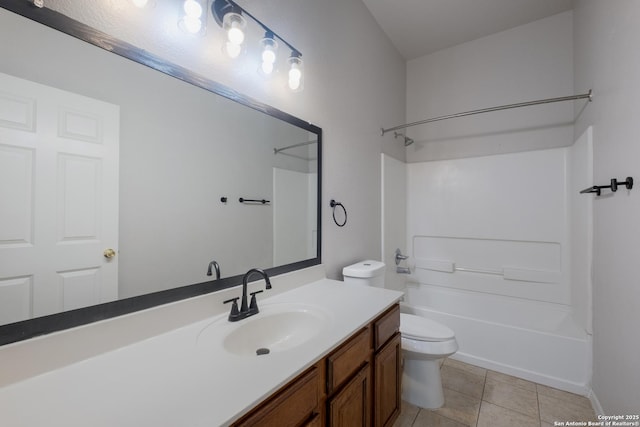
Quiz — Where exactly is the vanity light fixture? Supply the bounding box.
[211,0,304,90]
[179,0,206,35]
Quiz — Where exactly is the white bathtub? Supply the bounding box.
[401,283,592,395]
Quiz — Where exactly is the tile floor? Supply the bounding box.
[393,358,597,427]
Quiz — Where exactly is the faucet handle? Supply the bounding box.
[223,297,240,320]
[249,290,263,312]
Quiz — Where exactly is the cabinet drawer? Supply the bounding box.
[327,327,372,394]
[374,304,400,350]
[233,366,320,427]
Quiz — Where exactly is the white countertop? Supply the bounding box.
[0,278,402,427]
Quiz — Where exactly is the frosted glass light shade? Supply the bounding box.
[223,12,246,45]
[178,0,205,35]
[288,56,303,91]
[183,0,203,18]
[260,36,278,75]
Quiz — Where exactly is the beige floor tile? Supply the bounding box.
[442,365,486,399]
[433,388,481,427]
[485,370,537,392]
[393,400,420,427]
[538,393,598,423]
[482,376,539,419]
[536,384,593,410]
[413,409,471,427]
[476,401,539,427]
[444,359,487,379]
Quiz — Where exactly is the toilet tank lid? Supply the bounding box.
[400,313,455,341]
[342,260,386,278]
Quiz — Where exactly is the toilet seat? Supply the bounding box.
[400,313,455,342]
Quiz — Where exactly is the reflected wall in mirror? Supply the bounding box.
[0,2,321,343]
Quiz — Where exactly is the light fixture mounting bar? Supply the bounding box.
[212,0,301,56]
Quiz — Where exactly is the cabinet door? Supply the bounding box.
[328,364,371,427]
[233,366,320,427]
[303,413,322,427]
[374,333,402,427]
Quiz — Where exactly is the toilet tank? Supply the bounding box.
[342,260,386,288]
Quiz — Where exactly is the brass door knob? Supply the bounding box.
[103,248,116,259]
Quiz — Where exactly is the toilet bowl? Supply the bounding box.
[400,313,458,409]
[342,260,458,409]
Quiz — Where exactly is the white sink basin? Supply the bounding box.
[198,303,331,356]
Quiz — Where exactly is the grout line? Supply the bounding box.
[537,385,542,427]
[408,407,419,426]
[476,372,487,427]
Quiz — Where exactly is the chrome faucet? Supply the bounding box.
[206,260,221,279]
[223,268,272,322]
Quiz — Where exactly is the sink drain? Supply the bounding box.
[256,348,270,356]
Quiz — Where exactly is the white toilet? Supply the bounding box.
[342,260,458,409]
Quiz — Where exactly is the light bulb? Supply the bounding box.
[183,0,203,18]
[262,48,276,64]
[223,13,246,45]
[225,41,242,59]
[228,26,245,45]
[289,75,301,91]
[288,55,303,91]
[261,61,274,75]
[259,36,278,75]
[182,16,202,34]
[131,0,148,7]
[178,0,205,35]
[289,66,301,82]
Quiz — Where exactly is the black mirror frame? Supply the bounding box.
[0,0,322,346]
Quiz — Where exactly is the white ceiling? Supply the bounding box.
[361,0,573,60]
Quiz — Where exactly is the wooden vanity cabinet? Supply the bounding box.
[232,362,325,427]
[231,304,401,427]
[373,305,402,427]
[326,304,401,427]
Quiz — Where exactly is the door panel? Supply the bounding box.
[0,72,119,322]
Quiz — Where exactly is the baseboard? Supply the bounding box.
[450,352,591,396]
[589,389,604,416]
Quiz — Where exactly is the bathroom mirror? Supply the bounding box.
[0,2,321,344]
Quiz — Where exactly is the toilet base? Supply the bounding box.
[402,355,445,409]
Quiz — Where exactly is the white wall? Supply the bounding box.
[381,154,407,291]
[405,11,574,162]
[42,0,407,279]
[573,0,640,414]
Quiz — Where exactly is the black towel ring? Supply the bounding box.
[330,199,347,227]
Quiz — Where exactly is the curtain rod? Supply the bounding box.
[381,90,592,135]
[273,140,317,154]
